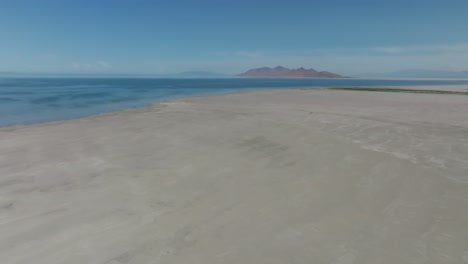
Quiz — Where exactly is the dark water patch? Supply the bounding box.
[68,102,105,109]
[30,96,62,104]
[0,91,35,95]
[46,103,62,108]
[58,97,143,109]
[0,98,19,103]
[30,92,113,104]
[68,92,113,100]
[58,85,116,89]
[128,88,154,93]
[108,96,141,103]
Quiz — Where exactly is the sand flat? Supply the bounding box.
[1,88,467,263]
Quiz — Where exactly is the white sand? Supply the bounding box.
[1,87,467,263]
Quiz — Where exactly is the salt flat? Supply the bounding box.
[1,87,467,263]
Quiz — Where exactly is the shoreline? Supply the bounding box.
[2,84,468,130]
[0,88,273,130]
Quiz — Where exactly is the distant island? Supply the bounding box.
[238,66,344,78]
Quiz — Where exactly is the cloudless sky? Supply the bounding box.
[1,0,468,75]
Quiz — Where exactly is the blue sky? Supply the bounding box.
[1,0,468,75]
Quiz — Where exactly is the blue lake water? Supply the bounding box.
[1,77,468,126]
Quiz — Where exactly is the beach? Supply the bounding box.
[1,86,467,263]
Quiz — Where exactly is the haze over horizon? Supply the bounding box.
[1,0,468,76]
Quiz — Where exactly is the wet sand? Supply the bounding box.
[1,87,467,263]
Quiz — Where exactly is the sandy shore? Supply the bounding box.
[1,87,467,263]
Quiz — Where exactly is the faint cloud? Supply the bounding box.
[206,51,228,56]
[234,50,263,58]
[369,44,468,54]
[208,50,263,58]
[369,47,406,53]
[43,53,58,60]
[446,63,468,71]
[97,61,110,68]
[72,61,111,71]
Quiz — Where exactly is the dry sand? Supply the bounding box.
[1,87,467,263]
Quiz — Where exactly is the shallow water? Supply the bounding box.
[1,77,468,126]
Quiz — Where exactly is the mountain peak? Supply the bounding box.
[274,66,289,70]
[237,66,344,78]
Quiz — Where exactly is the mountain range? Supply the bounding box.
[237,66,344,78]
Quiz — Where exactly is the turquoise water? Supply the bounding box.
[1,77,468,126]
